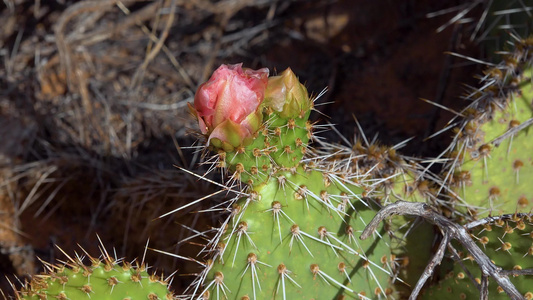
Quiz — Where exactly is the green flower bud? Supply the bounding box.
[264,67,310,119]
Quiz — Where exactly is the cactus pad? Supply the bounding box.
[444,39,533,219]
[200,165,394,299]
[15,248,175,300]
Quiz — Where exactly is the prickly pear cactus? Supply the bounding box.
[187,64,395,299]
[443,38,533,220]
[419,37,533,299]
[14,248,175,300]
[423,214,533,299]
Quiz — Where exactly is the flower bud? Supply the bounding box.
[190,63,269,150]
[263,68,310,118]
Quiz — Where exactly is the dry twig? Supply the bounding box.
[361,201,529,300]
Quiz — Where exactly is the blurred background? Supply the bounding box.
[0,0,511,295]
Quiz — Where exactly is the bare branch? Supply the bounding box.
[501,269,533,276]
[491,118,533,147]
[409,233,450,300]
[360,201,525,300]
[447,244,481,291]
[480,275,489,300]
[465,213,531,230]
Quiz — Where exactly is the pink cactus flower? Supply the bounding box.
[191,63,269,150]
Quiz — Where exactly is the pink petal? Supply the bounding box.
[194,63,269,144]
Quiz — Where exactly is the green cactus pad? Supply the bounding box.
[444,39,533,219]
[202,166,394,299]
[15,250,175,300]
[422,214,533,299]
[454,92,533,218]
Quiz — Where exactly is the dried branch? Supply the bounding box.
[491,118,533,147]
[480,275,489,300]
[409,232,450,298]
[360,201,526,300]
[465,213,532,230]
[446,244,478,286]
[501,269,533,276]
